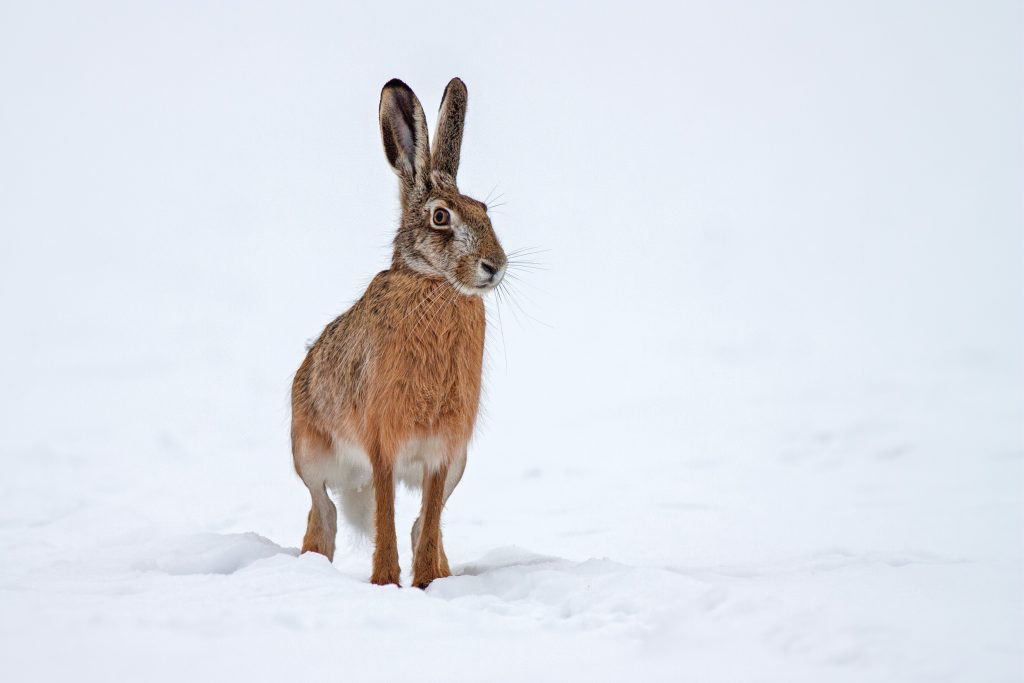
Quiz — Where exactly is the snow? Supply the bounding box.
[1,1,1021,681]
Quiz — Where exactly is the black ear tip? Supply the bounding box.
[382,78,412,93]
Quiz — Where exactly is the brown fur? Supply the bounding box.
[290,77,504,588]
[369,459,399,585]
[292,270,485,464]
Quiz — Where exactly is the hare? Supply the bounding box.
[291,78,506,588]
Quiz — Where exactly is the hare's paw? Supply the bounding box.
[370,553,401,587]
[300,527,335,562]
[412,554,450,589]
[300,542,335,562]
[370,570,401,587]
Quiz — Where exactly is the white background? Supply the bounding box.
[1,1,1021,681]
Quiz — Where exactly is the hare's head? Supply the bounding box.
[379,78,506,296]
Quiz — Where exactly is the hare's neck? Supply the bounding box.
[392,249,445,281]
[400,280,484,350]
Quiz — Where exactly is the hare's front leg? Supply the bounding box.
[413,463,452,589]
[369,455,400,586]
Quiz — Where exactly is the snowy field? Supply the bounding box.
[1,1,1021,681]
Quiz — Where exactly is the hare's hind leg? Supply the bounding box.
[412,462,451,588]
[293,424,337,561]
[301,482,337,561]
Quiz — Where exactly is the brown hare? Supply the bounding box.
[291,77,506,588]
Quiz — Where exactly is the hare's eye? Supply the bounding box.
[431,208,451,227]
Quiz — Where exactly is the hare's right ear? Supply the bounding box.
[379,79,430,192]
[431,77,468,185]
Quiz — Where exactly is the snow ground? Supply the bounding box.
[1,1,1021,681]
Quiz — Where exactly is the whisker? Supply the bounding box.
[412,282,459,342]
[395,285,443,327]
[493,288,509,372]
[506,265,547,274]
[497,281,524,329]
[503,270,549,294]
[501,275,544,310]
[506,246,550,257]
[484,184,499,205]
[420,283,457,329]
[499,278,552,329]
[409,283,453,342]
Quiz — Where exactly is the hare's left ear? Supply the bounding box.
[431,77,468,185]
[379,78,431,192]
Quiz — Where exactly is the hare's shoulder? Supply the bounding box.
[363,268,437,305]
[303,270,426,359]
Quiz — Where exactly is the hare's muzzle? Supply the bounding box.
[475,257,506,291]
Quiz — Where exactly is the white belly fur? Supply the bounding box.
[308,434,460,536]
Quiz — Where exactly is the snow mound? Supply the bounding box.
[135,532,299,576]
[431,546,707,631]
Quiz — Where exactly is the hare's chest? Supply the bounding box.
[400,319,483,420]
[370,293,485,440]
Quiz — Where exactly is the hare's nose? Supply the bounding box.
[480,260,499,277]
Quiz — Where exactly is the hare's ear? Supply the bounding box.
[379,79,430,191]
[431,77,467,185]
